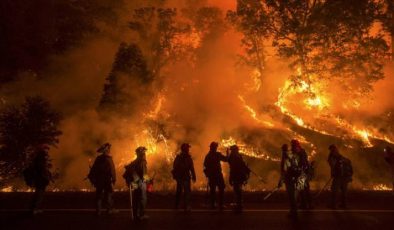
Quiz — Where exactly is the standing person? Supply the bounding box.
[280,143,302,218]
[328,144,353,209]
[172,143,196,211]
[88,143,116,216]
[291,139,312,209]
[228,145,250,213]
[23,145,53,215]
[203,142,228,210]
[384,146,394,192]
[123,146,149,220]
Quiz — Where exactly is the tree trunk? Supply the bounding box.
[392,32,394,61]
[251,34,264,80]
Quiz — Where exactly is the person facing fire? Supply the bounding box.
[280,142,302,218]
[88,143,116,215]
[328,144,353,209]
[123,146,149,220]
[23,145,53,215]
[384,146,394,192]
[172,143,196,211]
[291,139,312,210]
[203,141,228,210]
[228,145,250,213]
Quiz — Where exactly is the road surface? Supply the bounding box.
[1,191,393,229]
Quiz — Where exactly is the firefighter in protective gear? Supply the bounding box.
[123,146,149,220]
[172,143,196,211]
[88,143,116,215]
[203,142,228,210]
[328,144,352,209]
[281,143,302,218]
[291,139,312,210]
[228,145,250,213]
[384,146,394,192]
[24,145,53,215]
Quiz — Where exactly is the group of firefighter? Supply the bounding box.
[24,140,394,219]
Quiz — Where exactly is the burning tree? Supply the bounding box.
[227,0,270,80]
[99,6,201,117]
[129,7,197,81]
[193,7,226,41]
[0,96,62,187]
[231,0,389,97]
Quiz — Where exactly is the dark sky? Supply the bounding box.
[0,0,121,83]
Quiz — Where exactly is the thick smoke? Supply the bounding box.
[1,0,393,191]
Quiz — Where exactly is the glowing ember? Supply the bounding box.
[372,184,392,191]
[305,96,328,110]
[355,129,372,147]
[238,95,274,128]
[1,186,13,192]
[220,137,280,161]
[0,187,34,193]
[245,69,262,92]
[172,28,201,50]
[276,74,394,147]
[363,184,393,191]
[146,94,166,120]
[133,129,172,162]
[294,117,305,126]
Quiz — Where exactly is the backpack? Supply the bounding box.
[23,165,34,187]
[87,156,106,187]
[286,156,301,178]
[229,154,250,184]
[341,158,353,182]
[306,161,315,181]
[239,162,251,184]
[123,162,136,185]
[87,167,97,187]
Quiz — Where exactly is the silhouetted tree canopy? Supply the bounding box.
[0,96,62,185]
[194,7,226,40]
[381,0,394,34]
[129,7,194,80]
[227,0,269,77]
[98,43,152,116]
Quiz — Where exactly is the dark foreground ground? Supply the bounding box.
[1,191,394,230]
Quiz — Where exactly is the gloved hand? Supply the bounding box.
[143,175,151,182]
[131,182,139,190]
[277,178,283,188]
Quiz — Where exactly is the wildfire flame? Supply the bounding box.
[238,95,274,128]
[220,137,280,161]
[275,69,394,147]
[372,184,392,191]
[363,184,392,191]
[1,186,13,192]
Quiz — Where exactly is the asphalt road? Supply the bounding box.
[1,191,394,230]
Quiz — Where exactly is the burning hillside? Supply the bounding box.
[0,0,393,192]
